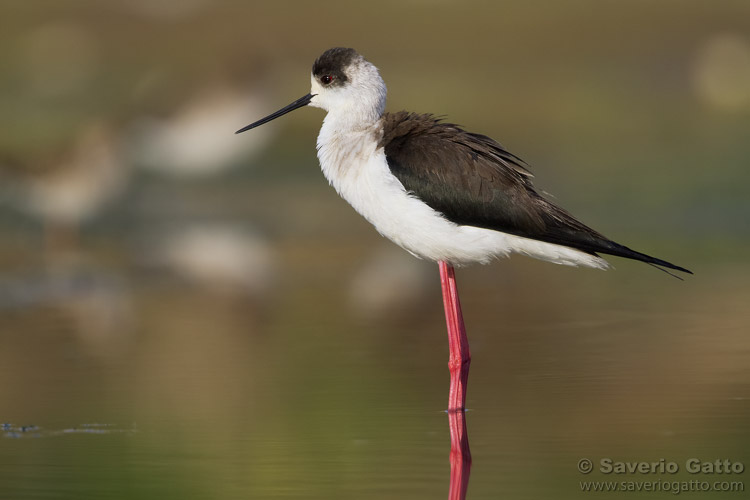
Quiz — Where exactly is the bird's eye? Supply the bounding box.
[321,75,334,85]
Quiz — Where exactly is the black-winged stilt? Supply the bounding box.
[236,47,691,412]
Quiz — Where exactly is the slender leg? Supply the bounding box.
[438,261,471,412]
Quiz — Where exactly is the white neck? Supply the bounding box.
[310,57,388,191]
[316,109,382,184]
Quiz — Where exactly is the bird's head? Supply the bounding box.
[309,47,387,124]
[236,47,386,134]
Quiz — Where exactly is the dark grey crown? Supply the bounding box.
[312,47,359,87]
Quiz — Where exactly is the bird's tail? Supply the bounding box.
[597,241,692,279]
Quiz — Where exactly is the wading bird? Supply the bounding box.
[236,47,691,412]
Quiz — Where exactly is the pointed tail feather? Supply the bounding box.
[597,241,692,276]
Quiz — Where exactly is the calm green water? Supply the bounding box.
[1,245,748,499]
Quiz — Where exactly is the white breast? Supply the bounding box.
[316,118,609,269]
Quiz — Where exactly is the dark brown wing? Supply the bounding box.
[380,112,691,274]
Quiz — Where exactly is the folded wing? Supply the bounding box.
[380,112,691,274]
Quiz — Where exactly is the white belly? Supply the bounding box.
[316,125,608,269]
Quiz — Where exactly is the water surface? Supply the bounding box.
[1,246,747,499]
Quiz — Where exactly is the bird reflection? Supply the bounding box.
[447,410,472,500]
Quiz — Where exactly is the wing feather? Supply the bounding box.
[379,111,691,274]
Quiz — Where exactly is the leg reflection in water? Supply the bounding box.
[448,410,471,500]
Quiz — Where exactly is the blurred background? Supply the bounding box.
[1,1,749,499]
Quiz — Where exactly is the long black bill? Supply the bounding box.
[235,93,315,134]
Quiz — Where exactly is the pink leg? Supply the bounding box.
[439,261,471,412]
[448,409,472,499]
